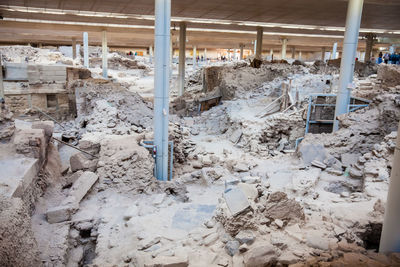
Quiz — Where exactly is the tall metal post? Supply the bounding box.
[321,47,326,61]
[332,42,338,59]
[149,45,153,64]
[239,44,244,60]
[72,38,77,59]
[178,22,186,96]
[281,38,288,60]
[102,31,108,78]
[333,0,364,131]
[83,32,89,68]
[380,122,400,253]
[154,0,171,181]
[193,46,197,69]
[0,53,4,102]
[255,27,263,59]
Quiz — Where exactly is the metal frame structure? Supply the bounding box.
[305,93,370,134]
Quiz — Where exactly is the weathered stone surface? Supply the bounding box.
[225,240,240,256]
[62,171,98,206]
[264,192,305,222]
[69,152,97,172]
[46,204,76,224]
[139,237,161,250]
[233,163,249,172]
[244,244,277,267]
[297,143,327,165]
[224,187,251,216]
[341,153,360,168]
[230,129,243,144]
[203,232,219,246]
[311,160,327,169]
[235,230,256,245]
[144,254,189,267]
[349,167,363,179]
[306,231,331,251]
[237,183,258,201]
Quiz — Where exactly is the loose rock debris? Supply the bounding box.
[0,45,400,267]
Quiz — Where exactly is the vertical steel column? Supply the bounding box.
[255,27,263,59]
[72,38,77,59]
[193,46,197,69]
[0,53,4,102]
[333,0,364,132]
[321,47,326,61]
[332,42,338,59]
[149,45,153,64]
[178,22,186,96]
[239,44,244,60]
[102,31,108,78]
[281,38,287,60]
[83,32,89,68]
[380,122,400,253]
[154,0,171,181]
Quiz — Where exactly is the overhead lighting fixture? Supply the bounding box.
[1,5,399,36]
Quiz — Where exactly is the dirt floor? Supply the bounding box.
[1,45,400,267]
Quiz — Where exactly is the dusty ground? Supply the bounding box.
[1,45,400,267]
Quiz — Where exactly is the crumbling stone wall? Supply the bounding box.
[0,196,41,267]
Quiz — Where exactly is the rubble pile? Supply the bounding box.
[89,52,149,70]
[0,45,71,65]
[69,79,153,135]
[96,134,155,193]
[0,105,15,140]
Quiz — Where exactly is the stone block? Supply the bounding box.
[46,204,76,224]
[69,152,97,172]
[223,187,251,216]
[62,171,98,206]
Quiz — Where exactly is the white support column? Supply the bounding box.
[170,38,173,77]
[270,49,273,61]
[204,48,207,64]
[380,121,400,253]
[149,45,153,64]
[256,27,263,59]
[299,51,302,61]
[333,0,364,132]
[154,0,171,181]
[0,53,4,102]
[291,47,296,59]
[102,31,108,78]
[178,22,186,96]
[239,44,244,60]
[281,38,287,60]
[322,47,326,61]
[83,32,89,68]
[72,38,77,59]
[332,42,338,59]
[192,46,197,69]
[253,40,257,56]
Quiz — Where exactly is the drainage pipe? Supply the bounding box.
[380,122,400,253]
[154,0,171,181]
[333,0,364,132]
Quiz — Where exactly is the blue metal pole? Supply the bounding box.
[83,32,89,68]
[333,0,364,131]
[154,0,171,181]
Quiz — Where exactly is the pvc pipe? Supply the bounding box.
[102,31,108,78]
[254,40,257,56]
[281,38,287,60]
[83,32,89,68]
[333,0,364,132]
[154,0,171,181]
[332,42,338,59]
[178,22,186,96]
[380,122,400,253]
[256,27,263,59]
